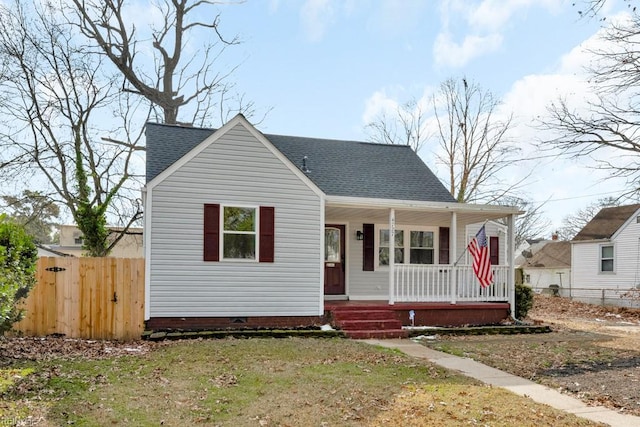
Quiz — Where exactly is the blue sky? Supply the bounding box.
[218,0,601,140]
[143,0,630,234]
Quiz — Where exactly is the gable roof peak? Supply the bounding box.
[145,119,457,203]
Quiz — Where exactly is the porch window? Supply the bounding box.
[600,245,614,273]
[222,206,256,260]
[409,231,434,264]
[379,229,404,266]
[378,228,436,266]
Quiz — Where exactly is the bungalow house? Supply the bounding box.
[143,114,521,336]
[571,204,640,307]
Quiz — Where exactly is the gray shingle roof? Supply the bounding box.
[145,121,457,203]
[522,241,571,268]
[573,204,640,241]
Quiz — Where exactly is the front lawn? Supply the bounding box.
[1,337,601,426]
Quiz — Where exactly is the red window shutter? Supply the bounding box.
[439,227,450,264]
[490,236,499,265]
[259,206,275,263]
[203,204,220,261]
[363,223,374,271]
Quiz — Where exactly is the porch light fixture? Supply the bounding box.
[356,230,364,241]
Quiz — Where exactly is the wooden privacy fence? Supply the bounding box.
[13,257,145,341]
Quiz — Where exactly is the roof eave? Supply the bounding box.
[325,195,523,216]
[571,238,612,244]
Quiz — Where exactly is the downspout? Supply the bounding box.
[389,208,395,305]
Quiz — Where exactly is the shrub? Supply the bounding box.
[515,283,534,319]
[0,215,37,334]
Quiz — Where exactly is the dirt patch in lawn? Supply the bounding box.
[421,294,640,416]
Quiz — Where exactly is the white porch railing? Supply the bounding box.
[394,264,510,303]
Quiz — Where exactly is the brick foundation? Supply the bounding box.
[146,315,325,331]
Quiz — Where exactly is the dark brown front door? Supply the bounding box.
[324,224,345,295]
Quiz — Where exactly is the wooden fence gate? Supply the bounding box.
[13,257,145,341]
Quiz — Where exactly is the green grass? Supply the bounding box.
[2,338,603,426]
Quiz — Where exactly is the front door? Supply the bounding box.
[324,224,345,295]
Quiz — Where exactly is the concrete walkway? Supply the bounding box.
[363,338,640,427]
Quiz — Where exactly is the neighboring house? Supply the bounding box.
[37,244,73,257]
[571,204,640,306]
[143,114,521,331]
[520,240,571,293]
[54,224,143,257]
[514,238,547,268]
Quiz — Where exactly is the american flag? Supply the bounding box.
[467,225,494,288]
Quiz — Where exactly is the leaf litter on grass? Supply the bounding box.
[1,336,605,426]
[421,294,640,417]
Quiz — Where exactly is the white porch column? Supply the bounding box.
[450,211,457,305]
[389,208,396,305]
[507,213,516,318]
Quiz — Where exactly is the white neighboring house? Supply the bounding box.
[520,240,571,294]
[571,204,640,307]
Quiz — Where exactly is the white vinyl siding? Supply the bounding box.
[149,123,322,317]
[571,210,640,304]
[459,222,507,266]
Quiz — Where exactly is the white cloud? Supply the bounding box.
[433,32,503,68]
[496,19,639,229]
[433,0,563,68]
[361,90,400,124]
[300,0,336,42]
[469,0,562,32]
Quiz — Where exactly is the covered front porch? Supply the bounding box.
[323,195,520,322]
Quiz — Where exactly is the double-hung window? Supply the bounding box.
[409,231,434,264]
[600,245,614,273]
[222,206,257,260]
[204,204,274,262]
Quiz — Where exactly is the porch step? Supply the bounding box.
[337,319,403,331]
[343,329,408,339]
[332,309,394,321]
[330,307,406,339]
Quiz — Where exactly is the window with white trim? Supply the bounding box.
[377,226,436,267]
[379,229,404,266]
[409,231,434,264]
[600,244,614,273]
[222,206,257,260]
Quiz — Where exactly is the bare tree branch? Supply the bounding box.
[69,0,251,125]
[0,0,144,256]
[365,98,431,153]
[433,77,522,203]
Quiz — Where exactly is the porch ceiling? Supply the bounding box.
[325,205,512,226]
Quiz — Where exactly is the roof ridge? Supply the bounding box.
[146,122,414,149]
